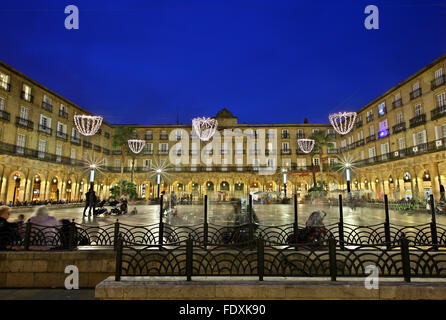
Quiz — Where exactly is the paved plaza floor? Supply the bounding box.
[8,202,445,227]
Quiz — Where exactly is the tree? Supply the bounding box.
[310,130,335,186]
[111,126,134,197]
[109,180,138,200]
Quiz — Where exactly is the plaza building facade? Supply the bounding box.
[0,53,446,203]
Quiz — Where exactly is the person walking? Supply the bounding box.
[83,188,97,217]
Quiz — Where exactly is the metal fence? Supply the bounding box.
[114,236,446,282]
[0,194,444,250]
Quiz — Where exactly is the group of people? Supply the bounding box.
[0,205,63,250]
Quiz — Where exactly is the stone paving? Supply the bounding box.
[7,202,446,227]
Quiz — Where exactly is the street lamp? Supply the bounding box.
[156,169,161,199]
[12,174,20,206]
[282,168,288,198]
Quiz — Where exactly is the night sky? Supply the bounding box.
[1,0,445,125]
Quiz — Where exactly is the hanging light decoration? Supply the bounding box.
[74,115,103,136]
[329,112,357,135]
[128,139,146,154]
[297,139,315,153]
[192,117,218,141]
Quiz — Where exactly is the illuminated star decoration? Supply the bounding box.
[334,153,357,174]
[149,157,173,183]
[81,153,106,177]
[192,117,218,141]
[74,115,103,136]
[128,139,146,154]
[297,139,315,153]
[329,112,357,135]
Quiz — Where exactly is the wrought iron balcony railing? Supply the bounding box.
[366,134,376,143]
[356,120,363,128]
[356,139,365,147]
[38,124,52,135]
[281,133,290,139]
[56,131,67,141]
[392,99,402,108]
[392,122,406,134]
[366,114,374,123]
[327,148,338,154]
[83,141,92,149]
[348,143,355,150]
[59,110,68,118]
[410,88,422,100]
[340,146,347,153]
[112,150,122,155]
[431,75,445,90]
[70,136,80,145]
[0,110,10,122]
[103,148,110,155]
[41,101,53,112]
[431,104,446,121]
[15,117,33,130]
[143,149,153,155]
[281,149,291,155]
[158,150,169,155]
[409,113,426,128]
[20,91,33,103]
[94,145,102,152]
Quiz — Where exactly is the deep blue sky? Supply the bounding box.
[1,0,446,125]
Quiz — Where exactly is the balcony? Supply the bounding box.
[20,91,33,103]
[366,134,376,143]
[392,99,403,109]
[15,117,33,130]
[340,146,347,153]
[83,141,92,149]
[348,143,355,150]
[431,75,445,90]
[160,134,168,140]
[281,133,290,139]
[144,149,154,155]
[410,88,422,100]
[145,134,153,140]
[112,150,122,155]
[392,122,406,134]
[431,104,446,121]
[94,145,102,152]
[366,115,374,123]
[59,110,68,118]
[356,139,365,147]
[281,149,291,155]
[158,150,169,155]
[56,131,68,141]
[41,101,53,112]
[0,81,10,92]
[70,136,80,145]
[409,113,426,128]
[356,120,363,128]
[38,124,52,135]
[327,148,338,154]
[0,110,10,122]
[103,148,110,155]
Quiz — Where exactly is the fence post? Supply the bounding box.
[113,219,120,251]
[328,236,337,281]
[203,194,208,247]
[400,233,411,283]
[257,238,264,281]
[115,236,123,281]
[338,194,345,250]
[249,194,254,242]
[68,219,75,250]
[293,194,298,244]
[430,194,438,249]
[159,194,164,246]
[23,222,31,251]
[384,195,391,250]
[186,235,193,281]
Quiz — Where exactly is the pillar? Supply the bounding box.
[431,162,441,201]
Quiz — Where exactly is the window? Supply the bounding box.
[415,131,427,145]
[396,112,403,124]
[297,158,306,167]
[70,148,76,160]
[297,129,304,138]
[441,124,446,138]
[312,158,320,166]
[39,114,52,128]
[413,82,420,91]
[57,122,67,133]
[17,133,26,154]
[378,102,386,116]
[394,93,401,101]
[360,150,365,160]
[328,158,337,165]
[159,143,168,152]
[281,129,289,138]
[414,104,423,116]
[435,68,443,79]
[114,159,120,169]
[72,127,80,138]
[0,97,4,111]
[267,158,275,167]
[43,95,52,105]
[312,129,320,134]
[369,125,375,135]
[0,72,10,89]
[282,158,291,168]
[380,143,389,160]
[357,131,364,140]
[282,142,289,150]
[22,84,32,101]
[143,159,152,167]
[20,106,29,119]
[437,93,446,108]
[368,147,376,158]
[378,119,388,138]
[398,138,406,150]
[56,144,62,162]
[38,139,46,159]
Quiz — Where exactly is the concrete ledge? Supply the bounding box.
[95,276,446,300]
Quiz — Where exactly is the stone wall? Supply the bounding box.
[0,250,115,288]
